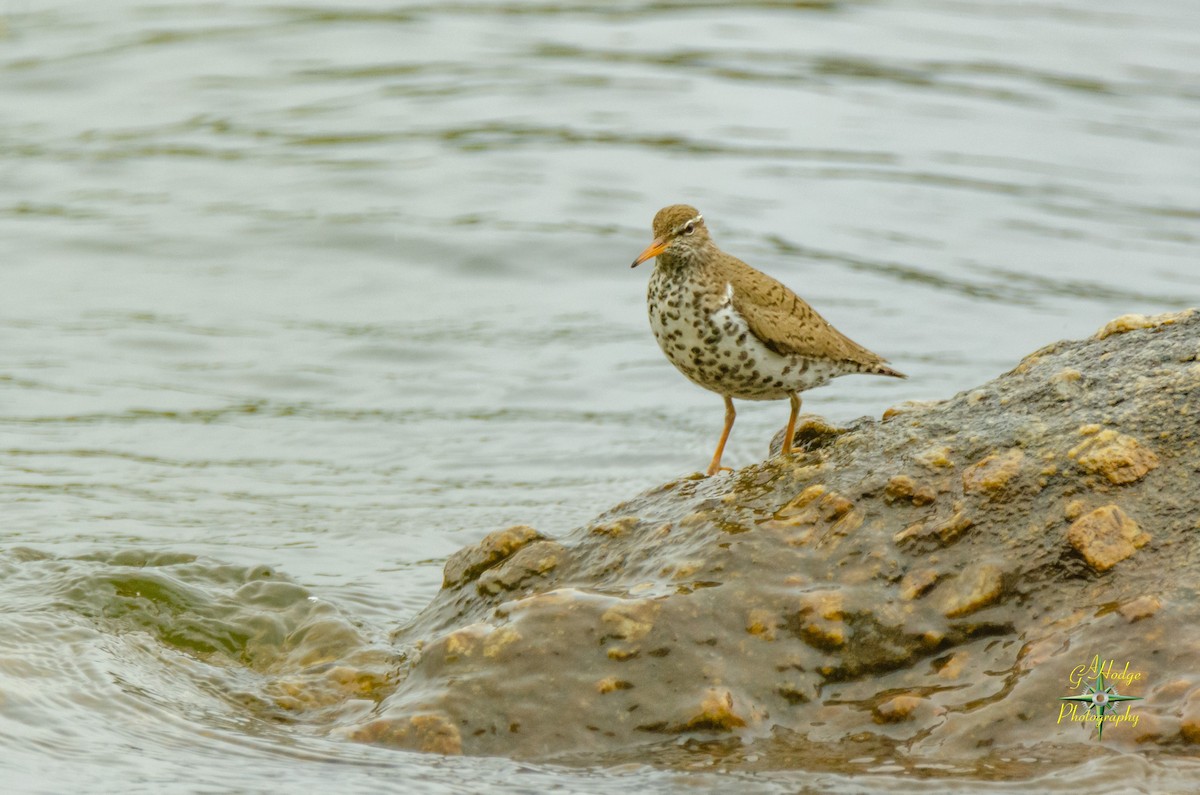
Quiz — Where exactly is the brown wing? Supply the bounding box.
[725,256,904,375]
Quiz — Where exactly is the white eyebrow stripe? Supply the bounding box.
[672,214,703,235]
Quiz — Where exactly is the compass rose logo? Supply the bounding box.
[1058,669,1143,740]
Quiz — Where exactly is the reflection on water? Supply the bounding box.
[1,0,1198,791]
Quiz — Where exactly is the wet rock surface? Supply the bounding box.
[356,311,1200,764]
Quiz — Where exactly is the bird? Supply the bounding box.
[631,204,906,476]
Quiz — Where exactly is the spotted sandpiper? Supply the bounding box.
[631,204,906,476]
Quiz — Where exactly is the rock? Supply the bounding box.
[358,312,1200,766]
[441,525,544,588]
[883,400,942,421]
[1093,309,1195,340]
[1180,688,1200,745]
[793,590,846,649]
[347,713,462,755]
[939,563,1004,617]
[682,689,747,732]
[915,445,954,469]
[873,695,924,724]
[1181,709,1200,745]
[745,608,779,640]
[899,568,939,600]
[884,475,938,506]
[1119,595,1162,622]
[961,449,1024,497]
[884,474,916,503]
[893,504,973,547]
[1068,429,1159,485]
[1049,368,1085,400]
[474,540,565,596]
[770,413,849,456]
[911,486,937,506]
[1066,505,1150,572]
[595,676,633,694]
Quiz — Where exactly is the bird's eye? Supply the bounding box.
[683,222,695,235]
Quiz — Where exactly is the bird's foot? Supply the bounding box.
[704,465,734,477]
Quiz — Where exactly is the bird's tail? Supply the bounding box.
[869,362,907,379]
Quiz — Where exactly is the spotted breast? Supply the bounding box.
[647,262,841,401]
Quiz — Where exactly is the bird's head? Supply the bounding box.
[631,204,711,268]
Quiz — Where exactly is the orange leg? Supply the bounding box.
[705,396,736,477]
[780,393,801,456]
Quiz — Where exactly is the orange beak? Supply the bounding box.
[630,237,667,268]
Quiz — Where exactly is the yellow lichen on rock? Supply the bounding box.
[885,475,916,502]
[777,484,827,516]
[1069,429,1159,485]
[679,510,717,528]
[893,522,924,545]
[873,695,923,724]
[937,651,969,679]
[1067,505,1150,572]
[1180,687,1200,744]
[475,540,565,596]
[600,599,659,643]
[882,400,941,420]
[912,486,937,506]
[915,445,954,469]
[884,475,938,506]
[601,599,659,660]
[273,663,388,711]
[1119,594,1162,622]
[893,506,974,547]
[745,608,779,640]
[941,563,1004,618]
[794,590,846,648]
[442,524,543,589]
[685,689,747,732]
[595,677,633,694]
[441,623,490,662]
[349,713,463,754]
[1010,340,1066,375]
[1181,705,1200,744]
[482,625,522,658]
[899,568,939,600]
[663,560,701,581]
[1049,368,1084,400]
[590,516,640,537]
[962,449,1024,496]
[1093,309,1196,340]
[774,485,863,543]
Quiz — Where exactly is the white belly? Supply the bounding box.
[647,272,838,401]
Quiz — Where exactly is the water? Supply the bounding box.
[2,0,1198,792]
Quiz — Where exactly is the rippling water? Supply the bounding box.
[3,0,1199,792]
